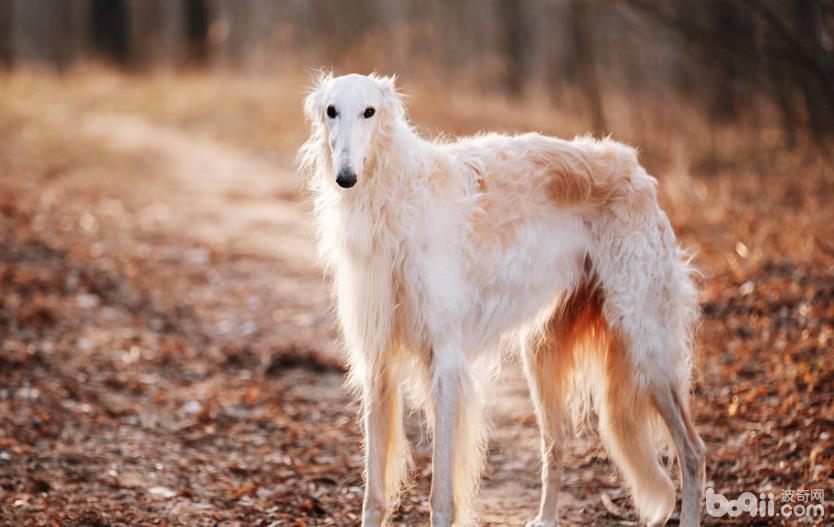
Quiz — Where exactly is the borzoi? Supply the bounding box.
[298,73,705,527]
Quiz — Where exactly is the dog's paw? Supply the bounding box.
[524,518,558,527]
[361,502,386,527]
[430,511,453,527]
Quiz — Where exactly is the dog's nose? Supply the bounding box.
[336,168,357,189]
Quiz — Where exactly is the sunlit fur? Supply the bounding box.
[298,73,705,527]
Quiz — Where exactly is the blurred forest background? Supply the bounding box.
[2,0,833,145]
[1,1,833,526]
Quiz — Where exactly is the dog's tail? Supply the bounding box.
[560,308,675,526]
[558,267,691,525]
[592,337,677,526]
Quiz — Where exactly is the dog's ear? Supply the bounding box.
[303,71,331,125]
[297,72,332,182]
[374,74,405,121]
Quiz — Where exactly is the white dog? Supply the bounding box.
[298,73,705,527]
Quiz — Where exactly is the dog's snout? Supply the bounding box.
[336,168,357,189]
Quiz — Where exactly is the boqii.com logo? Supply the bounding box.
[706,487,826,519]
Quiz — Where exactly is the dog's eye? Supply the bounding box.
[363,107,376,119]
[326,105,338,119]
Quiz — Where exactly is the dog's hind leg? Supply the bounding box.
[588,181,701,524]
[521,339,569,527]
[520,298,590,527]
[651,382,705,527]
[361,366,409,527]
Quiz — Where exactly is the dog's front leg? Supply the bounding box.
[361,376,398,527]
[429,345,466,527]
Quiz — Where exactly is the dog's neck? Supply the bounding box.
[362,120,430,192]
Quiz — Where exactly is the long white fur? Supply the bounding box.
[298,73,705,527]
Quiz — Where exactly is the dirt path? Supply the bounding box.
[75,112,608,525]
[81,113,318,273]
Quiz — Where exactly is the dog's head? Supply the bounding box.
[301,73,404,189]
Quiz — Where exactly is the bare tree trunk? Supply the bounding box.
[0,0,13,69]
[13,0,83,70]
[184,0,210,66]
[541,0,570,101]
[774,75,798,148]
[792,0,834,143]
[127,0,186,69]
[570,0,606,133]
[498,0,526,95]
[90,0,130,65]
